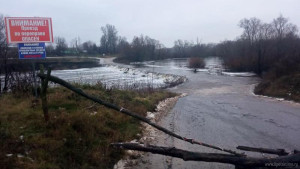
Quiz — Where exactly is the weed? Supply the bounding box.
[0,84,175,168]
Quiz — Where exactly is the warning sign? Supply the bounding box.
[5,17,53,43]
[18,43,46,59]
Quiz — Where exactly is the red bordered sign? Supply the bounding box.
[5,17,53,43]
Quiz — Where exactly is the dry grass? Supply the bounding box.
[0,85,176,169]
[254,73,300,102]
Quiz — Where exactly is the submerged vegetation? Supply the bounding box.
[0,84,176,169]
[188,57,205,69]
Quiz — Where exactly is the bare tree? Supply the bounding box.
[272,15,298,40]
[239,17,262,45]
[219,15,300,77]
[45,43,55,56]
[239,17,276,75]
[55,36,68,56]
[116,36,130,54]
[100,24,118,54]
[0,14,9,93]
[70,37,82,54]
[82,41,97,54]
[271,15,299,64]
[173,39,193,58]
[258,23,274,40]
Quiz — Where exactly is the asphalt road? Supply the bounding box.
[132,59,300,169]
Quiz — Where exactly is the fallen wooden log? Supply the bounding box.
[111,143,300,168]
[237,146,289,156]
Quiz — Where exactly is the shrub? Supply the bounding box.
[188,57,205,68]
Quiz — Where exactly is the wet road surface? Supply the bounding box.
[132,58,300,169]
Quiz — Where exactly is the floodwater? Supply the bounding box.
[52,57,299,169]
[2,57,299,169]
[129,58,300,169]
[51,59,185,89]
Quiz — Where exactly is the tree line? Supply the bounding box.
[1,14,300,94]
[48,24,217,60]
[46,24,120,56]
[217,15,300,78]
[116,15,300,80]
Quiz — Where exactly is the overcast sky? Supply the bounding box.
[1,0,299,47]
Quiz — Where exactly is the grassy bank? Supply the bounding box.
[0,84,176,169]
[254,73,300,102]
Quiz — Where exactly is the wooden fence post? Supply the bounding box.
[40,65,51,122]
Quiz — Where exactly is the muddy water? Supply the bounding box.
[130,58,300,169]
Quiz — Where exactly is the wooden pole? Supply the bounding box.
[111,143,300,168]
[39,65,51,122]
[32,61,38,99]
[237,146,289,156]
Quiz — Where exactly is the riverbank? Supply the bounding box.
[113,93,186,169]
[254,73,300,102]
[0,84,176,169]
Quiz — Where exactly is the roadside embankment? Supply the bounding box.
[113,93,187,169]
[254,73,300,102]
[0,83,176,169]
